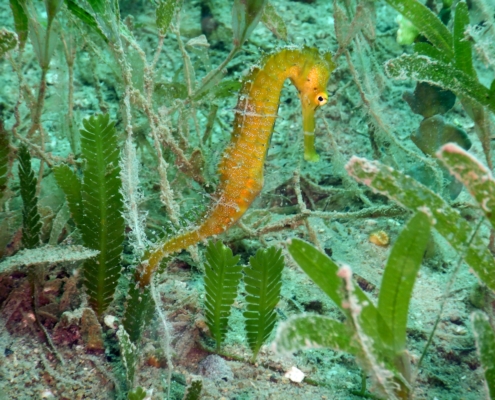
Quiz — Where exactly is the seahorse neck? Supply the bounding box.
[232,51,303,135]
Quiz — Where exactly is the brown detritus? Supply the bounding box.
[59,275,81,313]
[38,278,64,305]
[369,230,390,247]
[230,205,403,242]
[176,334,210,369]
[302,300,324,314]
[293,169,308,214]
[304,219,323,252]
[80,308,104,353]
[1,280,35,332]
[52,311,82,347]
[300,175,349,198]
[189,148,207,184]
[42,370,56,386]
[145,353,168,368]
[355,274,376,293]
[195,318,209,336]
[0,273,17,307]
[172,311,205,368]
[38,303,60,328]
[5,228,23,257]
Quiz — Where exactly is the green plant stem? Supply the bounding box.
[171,22,203,147]
[29,19,56,195]
[202,104,219,143]
[229,205,405,242]
[30,265,65,365]
[151,33,165,72]
[30,17,54,138]
[461,99,493,171]
[114,27,207,189]
[191,45,240,100]
[109,29,183,227]
[172,24,194,96]
[150,278,173,400]
[7,54,36,107]
[67,63,76,151]
[61,31,77,155]
[349,370,383,398]
[360,370,367,394]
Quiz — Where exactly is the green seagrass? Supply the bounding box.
[18,145,42,249]
[346,156,495,293]
[80,114,125,315]
[244,246,284,361]
[54,114,125,316]
[472,312,495,398]
[0,122,11,200]
[203,240,242,350]
[277,211,431,399]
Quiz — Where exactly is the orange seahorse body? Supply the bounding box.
[139,47,335,286]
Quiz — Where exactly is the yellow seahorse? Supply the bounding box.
[138,47,335,286]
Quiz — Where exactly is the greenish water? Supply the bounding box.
[0,0,494,399]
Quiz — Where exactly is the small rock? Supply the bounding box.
[81,308,104,353]
[448,314,461,325]
[41,389,55,398]
[284,366,305,383]
[52,310,82,347]
[103,315,118,329]
[197,355,233,382]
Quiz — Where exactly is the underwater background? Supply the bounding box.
[1,0,495,399]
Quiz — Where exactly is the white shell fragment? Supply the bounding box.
[186,35,210,48]
[41,389,55,398]
[284,366,305,383]
[104,315,118,329]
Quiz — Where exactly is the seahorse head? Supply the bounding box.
[290,48,335,161]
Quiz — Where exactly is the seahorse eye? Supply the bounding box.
[316,93,328,106]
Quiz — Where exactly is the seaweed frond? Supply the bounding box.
[18,145,41,249]
[471,312,495,398]
[244,246,283,361]
[203,240,242,350]
[347,155,495,292]
[79,114,125,316]
[0,245,99,274]
[52,163,83,228]
[123,282,154,344]
[0,121,11,201]
[116,325,138,389]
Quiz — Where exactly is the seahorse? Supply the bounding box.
[138,47,335,286]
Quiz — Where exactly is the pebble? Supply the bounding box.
[103,315,117,329]
[197,355,234,382]
[284,366,305,383]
